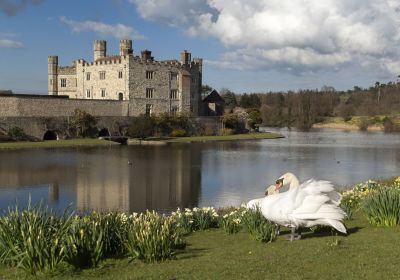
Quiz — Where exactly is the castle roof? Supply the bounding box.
[203,89,225,104]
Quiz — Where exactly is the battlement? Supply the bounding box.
[58,66,76,75]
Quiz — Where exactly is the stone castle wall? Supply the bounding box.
[48,39,203,116]
[74,57,130,100]
[0,95,129,118]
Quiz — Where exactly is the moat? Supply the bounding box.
[1,128,400,213]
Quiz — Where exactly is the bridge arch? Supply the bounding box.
[43,130,58,140]
[98,128,111,137]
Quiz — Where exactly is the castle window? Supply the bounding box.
[50,79,53,85]
[86,72,91,81]
[146,88,154,99]
[118,71,123,79]
[145,104,153,116]
[101,88,106,98]
[146,71,154,79]
[170,89,178,100]
[60,78,66,88]
[170,73,178,82]
[99,71,106,80]
[86,89,91,98]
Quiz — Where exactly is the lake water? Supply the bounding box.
[1,128,400,213]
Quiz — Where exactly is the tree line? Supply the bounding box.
[216,81,400,131]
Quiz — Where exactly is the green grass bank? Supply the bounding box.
[0,139,119,149]
[0,212,399,280]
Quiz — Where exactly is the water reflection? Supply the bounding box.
[0,146,201,213]
[0,128,400,213]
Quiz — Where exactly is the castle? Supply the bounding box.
[48,39,203,116]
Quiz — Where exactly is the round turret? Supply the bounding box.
[93,40,107,61]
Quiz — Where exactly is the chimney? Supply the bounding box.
[141,49,153,61]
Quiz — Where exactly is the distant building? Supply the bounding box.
[202,89,225,116]
[48,39,203,116]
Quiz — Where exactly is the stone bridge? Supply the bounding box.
[0,94,222,140]
[0,116,132,140]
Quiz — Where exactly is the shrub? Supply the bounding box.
[63,215,104,268]
[124,211,183,263]
[91,212,128,258]
[340,180,381,219]
[171,208,194,234]
[362,188,400,227]
[358,118,370,131]
[246,108,262,130]
[69,109,98,137]
[0,203,72,275]
[241,208,277,242]
[128,115,155,139]
[170,128,186,137]
[383,117,400,133]
[220,210,242,234]
[204,126,216,136]
[191,207,219,230]
[221,128,235,136]
[7,126,26,140]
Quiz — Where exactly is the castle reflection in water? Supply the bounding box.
[0,146,201,213]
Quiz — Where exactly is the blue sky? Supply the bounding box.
[1,0,400,94]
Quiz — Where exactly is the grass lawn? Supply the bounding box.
[163,132,283,143]
[0,139,119,149]
[1,213,399,280]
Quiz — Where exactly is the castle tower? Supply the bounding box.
[119,39,133,56]
[181,50,191,65]
[193,58,203,74]
[48,56,58,95]
[93,40,107,61]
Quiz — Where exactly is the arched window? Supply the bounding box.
[118,92,123,100]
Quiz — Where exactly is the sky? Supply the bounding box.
[1,0,400,94]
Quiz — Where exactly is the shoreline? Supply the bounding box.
[128,132,284,145]
[0,139,119,150]
[312,122,383,132]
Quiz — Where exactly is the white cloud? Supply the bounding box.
[0,0,45,16]
[130,0,400,76]
[60,16,146,40]
[0,32,23,48]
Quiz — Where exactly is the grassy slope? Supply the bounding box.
[1,213,399,280]
[318,115,400,126]
[164,132,283,143]
[0,139,119,149]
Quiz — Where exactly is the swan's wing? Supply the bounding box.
[294,179,339,209]
[246,197,263,209]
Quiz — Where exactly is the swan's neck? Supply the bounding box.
[287,175,300,189]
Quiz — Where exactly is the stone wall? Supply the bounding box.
[0,95,129,118]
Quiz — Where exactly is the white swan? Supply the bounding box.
[247,173,299,209]
[273,172,342,205]
[259,177,346,241]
